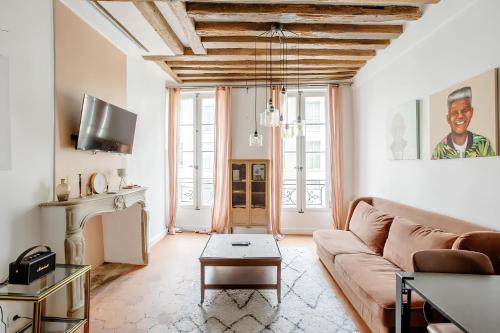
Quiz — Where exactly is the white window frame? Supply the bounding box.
[283,89,330,213]
[178,91,215,210]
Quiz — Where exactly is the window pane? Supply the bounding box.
[306,152,328,208]
[178,97,194,206]
[305,96,326,123]
[306,180,327,208]
[179,125,193,152]
[201,97,215,206]
[178,152,193,178]
[201,97,215,124]
[201,178,213,206]
[305,124,326,152]
[201,152,214,179]
[283,179,297,208]
[180,98,194,125]
[283,151,297,208]
[305,95,327,209]
[282,95,297,122]
[201,125,214,152]
[178,178,194,205]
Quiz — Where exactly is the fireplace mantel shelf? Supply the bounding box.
[39,187,147,207]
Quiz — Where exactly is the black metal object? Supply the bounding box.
[396,272,414,333]
[9,246,56,285]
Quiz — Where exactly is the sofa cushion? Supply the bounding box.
[349,201,394,254]
[313,230,375,262]
[453,231,500,274]
[334,253,425,327]
[383,217,458,271]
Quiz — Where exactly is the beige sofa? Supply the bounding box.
[314,197,500,333]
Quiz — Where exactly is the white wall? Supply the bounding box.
[352,0,500,230]
[0,0,54,329]
[61,0,170,244]
[126,55,168,245]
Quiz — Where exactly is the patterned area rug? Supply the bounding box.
[156,247,359,333]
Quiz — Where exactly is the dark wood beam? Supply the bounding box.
[145,48,375,61]
[162,59,367,68]
[201,36,389,50]
[187,3,422,24]
[195,22,403,39]
[133,1,184,54]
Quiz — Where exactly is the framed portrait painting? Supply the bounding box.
[429,69,498,160]
[386,100,420,160]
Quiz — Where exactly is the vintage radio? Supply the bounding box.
[9,245,56,285]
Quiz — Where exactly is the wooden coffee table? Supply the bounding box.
[199,234,282,304]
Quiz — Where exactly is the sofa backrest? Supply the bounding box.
[346,197,491,235]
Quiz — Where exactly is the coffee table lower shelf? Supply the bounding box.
[200,261,282,304]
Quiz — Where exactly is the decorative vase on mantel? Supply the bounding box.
[56,178,71,201]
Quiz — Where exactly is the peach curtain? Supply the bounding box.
[167,88,180,234]
[328,84,345,230]
[210,87,232,233]
[270,86,283,239]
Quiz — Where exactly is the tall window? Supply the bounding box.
[178,92,215,209]
[283,90,329,211]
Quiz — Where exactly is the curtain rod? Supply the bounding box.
[166,82,352,90]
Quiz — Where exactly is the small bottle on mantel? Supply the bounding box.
[56,178,70,201]
[78,173,84,198]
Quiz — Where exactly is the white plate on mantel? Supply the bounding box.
[90,173,107,194]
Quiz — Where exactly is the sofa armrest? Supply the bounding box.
[344,197,373,231]
[452,231,500,274]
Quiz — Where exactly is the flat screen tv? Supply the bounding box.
[75,94,137,154]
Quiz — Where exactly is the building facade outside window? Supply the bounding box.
[178,91,215,209]
[282,90,329,212]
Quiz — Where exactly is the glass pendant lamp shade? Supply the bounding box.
[260,99,280,127]
[295,116,305,137]
[249,131,263,147]
[281,123,295,140]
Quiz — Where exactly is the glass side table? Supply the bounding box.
[0,264,91,333]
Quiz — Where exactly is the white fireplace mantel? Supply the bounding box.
[39,187,149,313]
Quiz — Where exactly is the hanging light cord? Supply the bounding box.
[254,36,258,133]
[269,30,274,105]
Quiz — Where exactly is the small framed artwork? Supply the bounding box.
[386,100,420,160]
[252,164,265,181]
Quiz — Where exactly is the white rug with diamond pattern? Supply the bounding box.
[163,247,359,333]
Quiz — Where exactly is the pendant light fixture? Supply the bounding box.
[294,35,305,137]
[259,23,282,128]
[254,23,303,142]
[279,34,295,140]
[249,37,263,147]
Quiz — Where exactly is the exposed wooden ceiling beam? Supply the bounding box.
[172,67,360,74]
[166,1,206,54]
[145,48,375,61]
[177,72,358,78]
[195,22,402,39]
[181,76,354,83]
[133,1,184,55]
[154,61,183,83]
[98,1,438,6]
[201,36,389,50]
[163,59,367,68]
[187,3,421,24]
[181,0,437,5]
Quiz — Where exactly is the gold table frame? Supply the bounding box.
[0,264,91,333]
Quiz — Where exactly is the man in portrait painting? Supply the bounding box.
[432,86,495,159]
